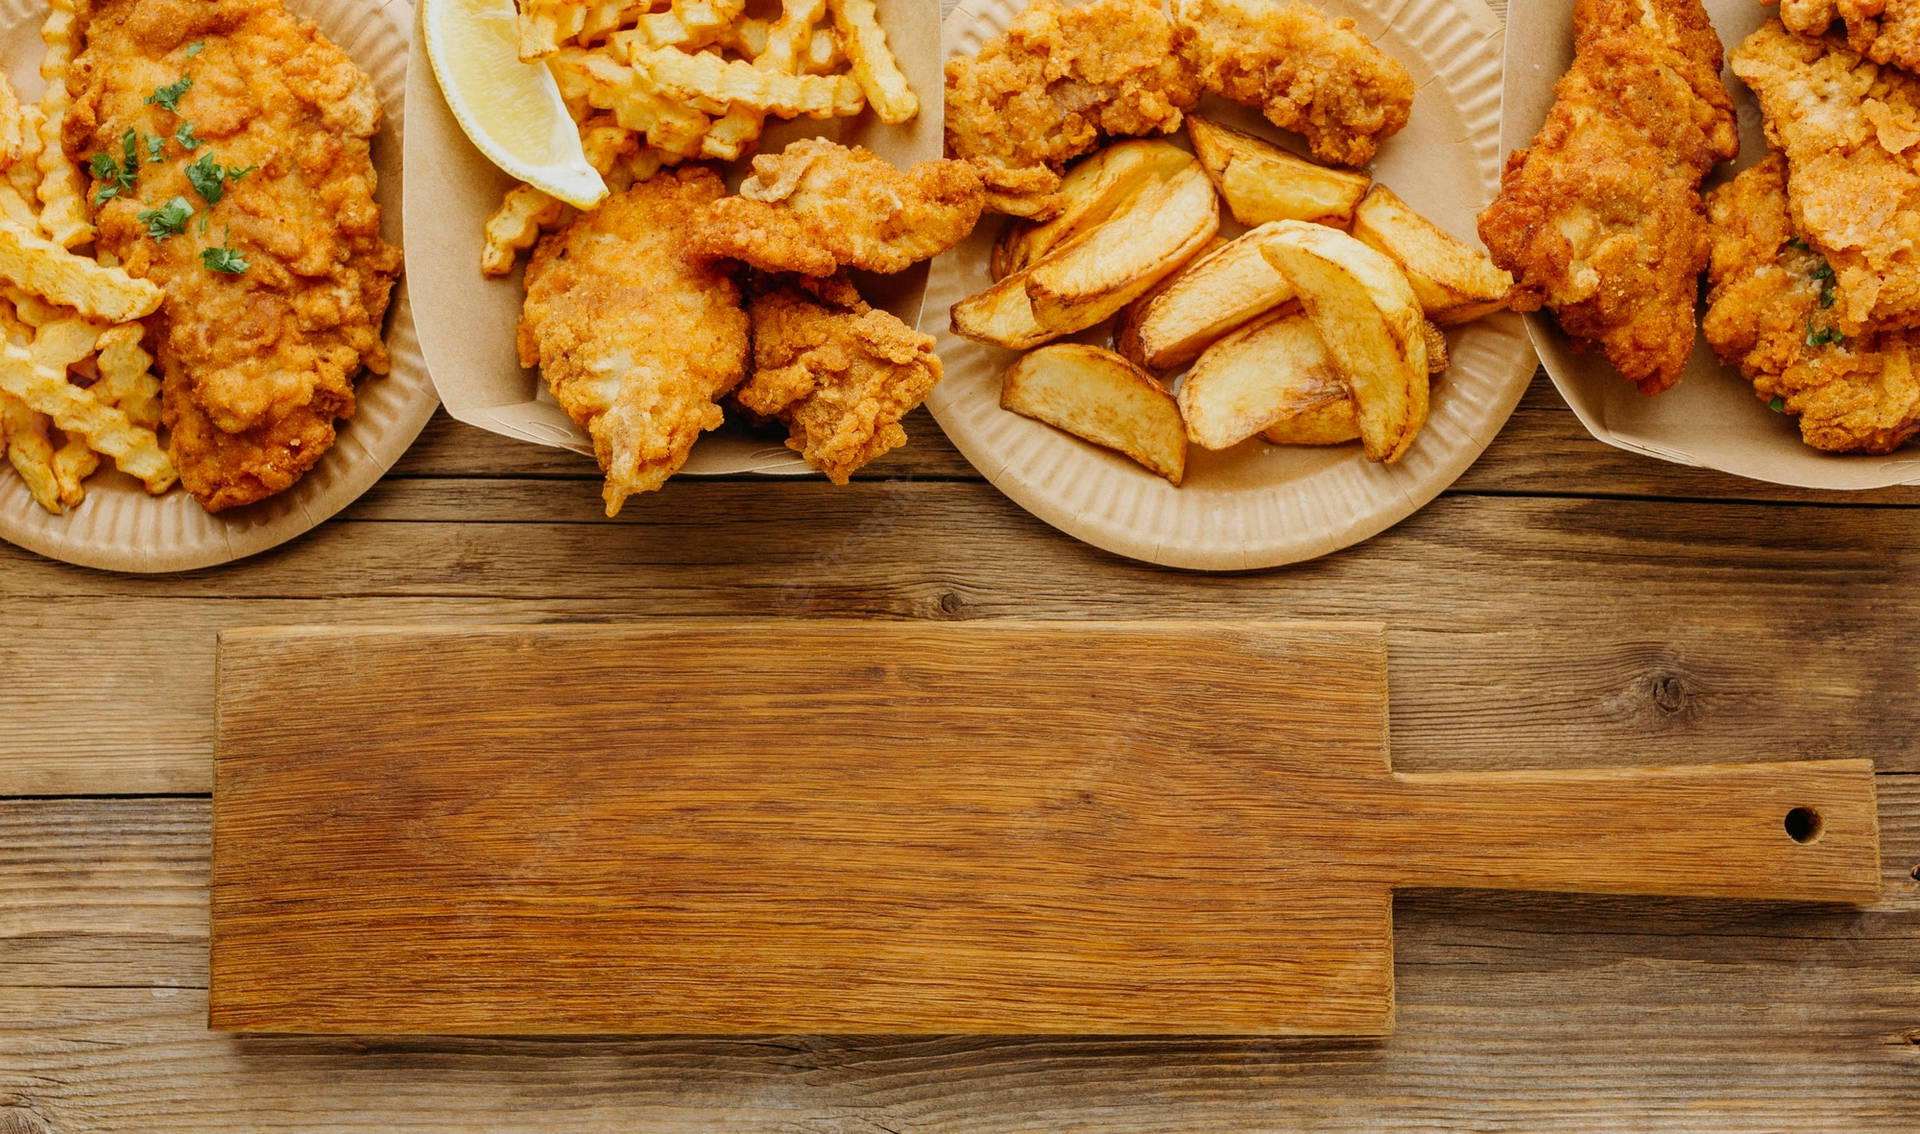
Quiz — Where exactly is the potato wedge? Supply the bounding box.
[1001,344,1186,485]
[1178,310,1346,450]
[990,140,1195,281]
[1262,400,1363,446]
[1259,221,1427,464]
[1186,115,1371,229]
[1350,184,1513,325]
[950,270,1052,350]
[1117,223,1297,372]
[1025,165,1219,335]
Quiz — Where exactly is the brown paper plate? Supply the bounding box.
[1508,0,1920,489]
[0,0,432,574]
[924,0,1536,571]
[404,0,944,478]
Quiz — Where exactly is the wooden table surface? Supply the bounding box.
[6,0,1920,1127]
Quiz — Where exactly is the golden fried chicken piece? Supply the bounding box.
[688,138,985,276]
[737,274,941,483]
[944,0,1201,219]
[1704,153,1920,453]
[519,169,749,516]
[67,0,402,512]
[1732,21,1920,337]
[1171,0,1412,168]
[1476,0,1736,394]
[1773,0,1920,73]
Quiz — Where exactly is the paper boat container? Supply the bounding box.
[403,0,943,475]
[0,0,434,573]
[1506,0,1920,489]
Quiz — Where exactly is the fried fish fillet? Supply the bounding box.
[67,0,402,512]
[1731,21,1920,337]
[519,169,749,516]
[689,138,985,276]
[737,273,941,483]
[1774,0,1920,73]
[1704,152,1920,453]
[944,0,1201,219]
[1171,0,1413,168]
[1477,0,1736,394]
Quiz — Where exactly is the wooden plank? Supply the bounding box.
[7,788,1917,1128]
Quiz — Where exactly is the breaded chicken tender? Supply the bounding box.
[1773,0,1920,73]
[1732,21,1920,337]
[518,169,749,516]
[1171,0,1413,168]
[689,138,985,276]
[1477,0,1737,393]
[1704,153,1920,454]
[944,0,1201,219]
[737,274,941,483]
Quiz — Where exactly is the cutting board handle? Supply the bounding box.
[1387,759,1881,903]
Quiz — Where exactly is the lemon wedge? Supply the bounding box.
[422,0,607,209]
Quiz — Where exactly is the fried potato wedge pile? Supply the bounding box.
[965,125,1515,484]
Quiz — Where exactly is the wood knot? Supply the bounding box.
[1650,674,1687,714]
[935,591,967,618]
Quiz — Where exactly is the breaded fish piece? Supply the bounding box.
[689,138,985,276]
[67,0,402,512]
[1704,152,1920,453]
[944,0,1201,219]
[1732,21,1920,336]
[518,169,749,516]
[1774,0,1920,73]
[737,274,941,483]
[1477,0,1737,394]
[1171,0,1413,168]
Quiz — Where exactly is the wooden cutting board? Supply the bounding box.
[210,622,1881,1035]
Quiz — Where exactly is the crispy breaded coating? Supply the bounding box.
[1171,0,1413,168]
[1732,21,1920,337]
[1704,153,1920,454]
[1477,0,1736,394]
[1775,0,1920,73]
[944,0,1201,219]
[738,274,941,483]
[519,169,749,516]
[689,138,984,276]
[68,0,402,512]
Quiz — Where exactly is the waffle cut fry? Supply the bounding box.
[828,0,915,123]
[34,0,93,249]
[0,337,175,494]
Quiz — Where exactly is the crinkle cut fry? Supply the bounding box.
[0,336,174,492]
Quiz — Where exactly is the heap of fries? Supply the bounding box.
[0,2,176,515]
[483,0,918,276]
[954,116,1516,486]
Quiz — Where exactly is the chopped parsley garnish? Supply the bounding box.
[185,41,204,57]
[201,231,249,275]
[184,151,255,208]
[89,129,142,205]
[1787,237,1811,252]
[1806,317,1846,348]
[146,133,166,164]
[173,122,201,151]
[145,74,192,113]
[1810,261,1837,309]
[136,195,194,240]
[1769,396,1786,413]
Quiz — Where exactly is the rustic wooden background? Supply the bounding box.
[5,0,1920,1125]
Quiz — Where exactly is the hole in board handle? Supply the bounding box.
[1785,807,1823,845]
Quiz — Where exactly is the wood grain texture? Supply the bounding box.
[207,623,1879,1035]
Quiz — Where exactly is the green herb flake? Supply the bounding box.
[136,195,194,241]
[120,128,139,174]
[146,134,165,164]
[173,122,201,151]
[1769,396,1786,413]
[89,130,143,205]
[145,74,192,113]
[1787,237,1812,252]
[185,152,255,208]
[1805,317,1847,348]
[201,232,248,275]
[185,41,204,58]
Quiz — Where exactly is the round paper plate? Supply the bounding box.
[923,0,1538,570]
[0,0,434,574]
